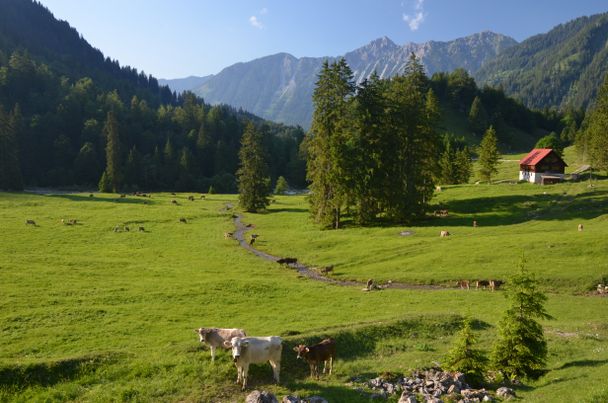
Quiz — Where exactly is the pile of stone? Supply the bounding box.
[245,391,328,403]
[365,369,515,402]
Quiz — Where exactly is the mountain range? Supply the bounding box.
[164,32,517,128]
[164,12,608,128]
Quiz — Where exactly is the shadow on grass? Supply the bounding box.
[47,194,152,205]
[0,352,122,390]
[556,359,608,370]
[425,189,608,227]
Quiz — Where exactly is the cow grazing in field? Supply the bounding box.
[179,217,187,224]
[188,195,195,201]
[171,192,176,196]
[224,336,282,390]
[171,199,178,205]
[138,226,145,232]
[113,225,121,232]
[434,209,449,217]
[25,219,36,226]
[120,194,126,198]
[276,257,297,265]
[440,230,450,237]
[320,265,334,274]
[457,280,470,290]
[476,280,490,290]
[61,219,71,225]
[473,220,478,228]
[195,327,246,361]
[124,226,130,232]
[249,237,255,246]
[200,195,206,199]
[293,338,336,379]
[490,280,504,291]
[224,232,234,239]
[578,224,584,232]
[89,194,94,198]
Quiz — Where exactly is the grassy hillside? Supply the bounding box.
[1,163,607,401]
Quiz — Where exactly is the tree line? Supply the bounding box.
[0,50,306,192]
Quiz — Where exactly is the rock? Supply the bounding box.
[447,384,460,394]
[246,390,278,403]
[398,392,417,403]
[305,397,328,403]
[370,391,387,400]
[384,382,396,394]
[282,396,301,403]
[496,387,515,399]
[482,396,494,402]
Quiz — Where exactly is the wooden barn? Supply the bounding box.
[519,148,567,184]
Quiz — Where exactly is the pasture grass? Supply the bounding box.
[1,158,608,402]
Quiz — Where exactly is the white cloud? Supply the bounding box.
[249,15,264,29]
[402,0,426,31]
[260,7,268,15]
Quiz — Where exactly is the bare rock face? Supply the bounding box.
[398,393,417,403]
[281,396,300,403]
[246,390,278,403]
[305,397,329,403]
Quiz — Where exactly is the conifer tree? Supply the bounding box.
[468,96,489,135]
[492,257,553,380]
[307,58,355,228]
[478,126,499,183]
[583,74,608,172]
[455,146,473,184]
[274,176,289,194]
[0,105,24,190]
[98,171,111,192]
[444,316,488,386]
[101,111,122,192]
[237,122,270,212]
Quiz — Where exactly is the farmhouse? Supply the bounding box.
[519,148,567,184]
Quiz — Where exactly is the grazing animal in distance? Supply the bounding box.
[179,218,187,224]
[476,280,490,290]
[224,232,233,239]
[25,219,36,226]
[293,338,336,379]
[578,224,584,231]
[188,195,195,201]
[138,226,145,232]
[489,280,504,291]
[276,257,297,265]
[124,226,130,232]
[473,220,478,227]
[200,195,206,199]
[249,237,255,246]
[195,327,246,361]
[440,230,450,237]
[224,336,282,390]
[61,219,71,226]
[457,280,470,290]
[113,225,121,232]
[89,194,94,198]
[320,265,334,274]
[171,199,178,205]
[171,192,176,196]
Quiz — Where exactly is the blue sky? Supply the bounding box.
[37,0,608,79]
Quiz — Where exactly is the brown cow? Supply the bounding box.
[476,280,490,290]
[25,219,36,226]
[457,280,470,290]
[179,217,187,224]
[320,265,334,274]
[277,257,297,265]
[293,338,336,379]
[171,199,178,205]
[489,280,504,292]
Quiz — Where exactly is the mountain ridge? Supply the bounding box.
[163,32,517,128]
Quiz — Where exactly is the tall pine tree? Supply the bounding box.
[478,126,499,183]
[307,59,355,229]
[100,111,122,192]
[237,122,270,212]
[0,105,24,190]
[582,73,608,172]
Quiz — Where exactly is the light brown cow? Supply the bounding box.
[440,230,450,237]
[457,280,470,290]
[195,327,247,361]
[578,224,584,232]
[489,280,504,292]
[224,232,233,239]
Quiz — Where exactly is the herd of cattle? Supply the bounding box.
[195,327,336,390]
[457,279,504,291]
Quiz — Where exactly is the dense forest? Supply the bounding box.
[0,0,306,192]
[476,12,608,112]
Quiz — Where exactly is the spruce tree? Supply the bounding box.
[443,316,488,386]
[478,126,499,183]
[307,59,355,228]
[101,111,122,192]
[583,73,608,172]
[468,96,489,135]
[455,146,473,184]
[0,105,24,190]
[492,257,553,381]
[274,176,289,194]
[237,122,270,212]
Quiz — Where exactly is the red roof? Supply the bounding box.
[519,148,566,167]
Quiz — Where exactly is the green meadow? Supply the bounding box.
[1,155,607,402]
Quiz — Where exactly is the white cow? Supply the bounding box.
[194,327,246,361]
[224,336,282,390]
